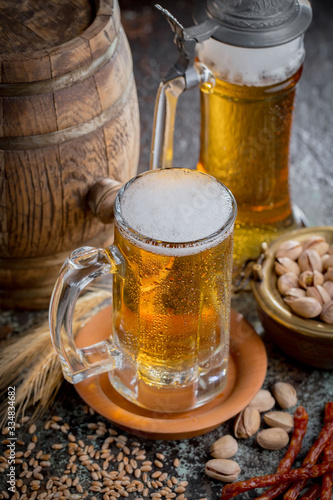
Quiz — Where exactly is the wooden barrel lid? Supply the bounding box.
[0,0,94,53]
[0,0,120,84]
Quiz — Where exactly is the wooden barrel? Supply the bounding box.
[0,0,140,309]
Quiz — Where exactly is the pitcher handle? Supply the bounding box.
[150,63,215,170]
[150,75,185,170]
[150,6,216,170]
[49,245,124,384]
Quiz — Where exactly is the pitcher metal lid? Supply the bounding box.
[193,0,312,48]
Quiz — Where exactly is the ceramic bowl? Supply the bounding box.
[252,226,333,370]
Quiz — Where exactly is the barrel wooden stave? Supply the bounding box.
[81,15,117,59]
[55,77,103,129]
[48,38,92,78]
[2,85,139,259]
[104,79,139,184]
[4,93,56,136]
[1,51,52,84]
[3,146,64,257]
[94,30,133,111]
[0,224,116,310]
[2,29,132,135]
[0,99,3,134]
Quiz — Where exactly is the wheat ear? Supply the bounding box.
[0,289,110,425]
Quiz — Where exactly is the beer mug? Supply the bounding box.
[152,0,312,271]
[49,168,237,412]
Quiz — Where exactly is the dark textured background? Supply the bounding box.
[121,0,333,226]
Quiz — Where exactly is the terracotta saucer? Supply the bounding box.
[74,307,267,440]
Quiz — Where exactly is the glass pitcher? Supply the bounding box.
[151,0,312,272]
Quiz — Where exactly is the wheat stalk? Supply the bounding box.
[0,288,110,425]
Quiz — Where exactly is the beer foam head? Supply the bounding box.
[197,36,305,86]
[117,168,235,254]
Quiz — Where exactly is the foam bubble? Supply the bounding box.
[197,36,305,86]
[117,169,235,255]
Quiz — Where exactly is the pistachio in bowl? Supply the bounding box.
[252,226,333,370]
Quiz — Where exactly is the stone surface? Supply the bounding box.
[0,0,333,498]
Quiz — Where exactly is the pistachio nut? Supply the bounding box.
[306,285,331,305]
[322,254,333,271]
[205,459,241,482]
[286,296,322,319]
[320,300,333,324]
[298,249,323,273]
[256,428,289,450]
[313,270,325,286]
[324,267,333,281]
[285,287,306,300]
[323,280,333,298]
[283,296,297,308]
[248,389,275,413]
[302,236,329,256]
[298,270,324,289]
[272,382,297,410]
[263,411,294,433]
[298,270,313,289]
[277,273,299,296]
[234,407,261,439]
[275,258,300,276]
[210,435,238,459]
[275,240,303,261]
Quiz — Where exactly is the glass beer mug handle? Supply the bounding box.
[49,245,124,384]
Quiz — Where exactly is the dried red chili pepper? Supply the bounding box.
[320,403,333,500]
[321,475,333,500]
[302,423,333,466]
[321,441,333,500]
[255,406,308,500]
[299,483,320,500]
[324,403,333,423]
[283,421,333,499]
[220,463,333,500]
[278,407,309,471]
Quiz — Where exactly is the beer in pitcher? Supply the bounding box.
[192,0,312,268]
[197,36,305,266]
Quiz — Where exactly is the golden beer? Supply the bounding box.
[111,168,236,407]
[197,37,304,268]
[49,167,236,411]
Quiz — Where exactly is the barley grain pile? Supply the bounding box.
[0,405,208,500]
